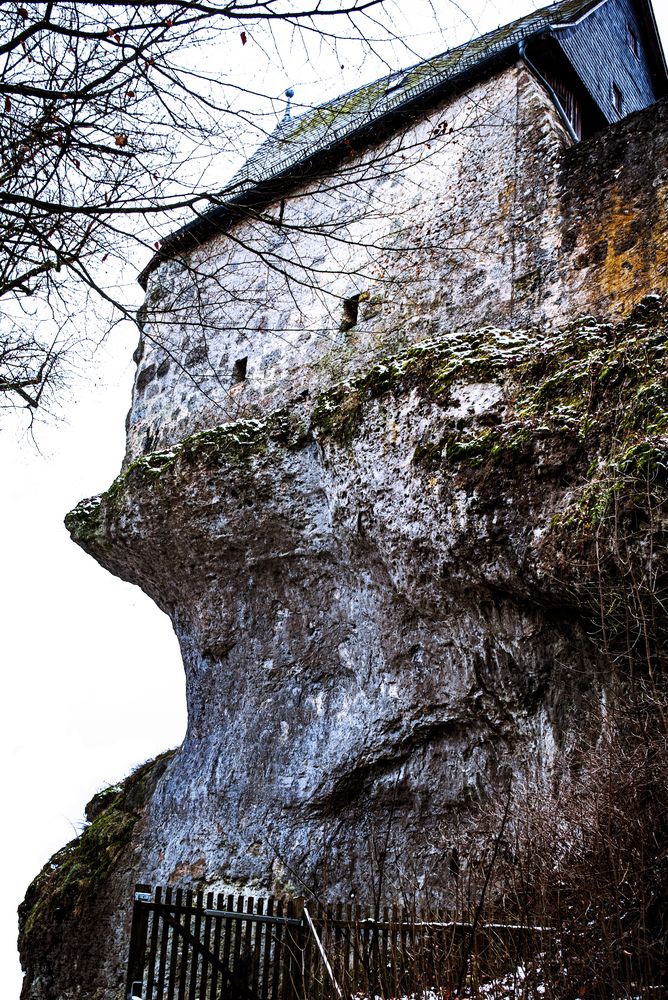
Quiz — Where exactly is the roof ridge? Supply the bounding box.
[220,0,601,200]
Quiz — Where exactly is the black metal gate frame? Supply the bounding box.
[126,886,305,1000]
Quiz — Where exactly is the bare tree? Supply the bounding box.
[0,0,413,421]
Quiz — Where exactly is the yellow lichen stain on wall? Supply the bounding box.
[557,101,668,325]
[652,179,668,292]
[599,189,643,315]
[572,180,668,320]
[497,177,517,221]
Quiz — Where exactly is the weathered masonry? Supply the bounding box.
[129,0,667,462]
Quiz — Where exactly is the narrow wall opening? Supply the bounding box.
[232,357,248,384]
[340,294,360,332]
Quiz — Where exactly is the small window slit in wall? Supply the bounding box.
[340,293,360,332]
[613,83,623,117]
[232,356,248,384]
[628,24,639,58]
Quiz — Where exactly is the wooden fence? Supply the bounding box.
[125,884,545,1000]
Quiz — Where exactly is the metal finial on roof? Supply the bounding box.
[281,87,295,124]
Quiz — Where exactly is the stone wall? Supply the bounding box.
[128,63,571,461]
[552,92,668,318]
[128,67,668,465]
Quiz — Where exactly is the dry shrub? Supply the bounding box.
[481,679,668,999]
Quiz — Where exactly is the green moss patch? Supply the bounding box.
[312,296,668,526]
[311,324,541,440]
[65,409,308,545]
[19,750,175,945]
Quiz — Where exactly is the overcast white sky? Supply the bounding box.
[3,1,668,992]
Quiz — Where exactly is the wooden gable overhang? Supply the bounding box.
[539,0,668,136]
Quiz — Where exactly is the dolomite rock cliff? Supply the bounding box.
[20,300,668,1000]
[18,82,668,1000]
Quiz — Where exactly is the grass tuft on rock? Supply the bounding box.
[18,750,175,946]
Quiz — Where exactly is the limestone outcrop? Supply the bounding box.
[20,296,668,999]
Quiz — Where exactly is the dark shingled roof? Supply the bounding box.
[222,0,601,200]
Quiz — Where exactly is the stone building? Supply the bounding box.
[128,0,666,460]
[19,1,668,997]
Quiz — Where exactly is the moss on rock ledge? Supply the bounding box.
[64,299,666,674]
[310,297,667,667]
[312,295,668,528]
[65,409,308,547]
[67,298,666,564]
[19,750,174,951]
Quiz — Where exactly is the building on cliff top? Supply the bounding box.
[21,5,668,995]
[141,0,667,286]
[128,0,667,461]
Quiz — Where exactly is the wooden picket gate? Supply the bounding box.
[126,884,544,1000]
[126,886,305,1000]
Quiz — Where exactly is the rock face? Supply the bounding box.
[19,67,668,1000]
